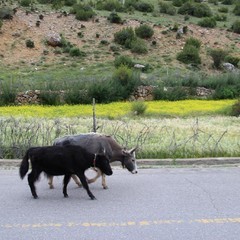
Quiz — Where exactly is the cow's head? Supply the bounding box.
[95,151,113,176]
[121,147,138,174]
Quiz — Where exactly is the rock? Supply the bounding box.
[222,62,235,72]
[46,32,62,47]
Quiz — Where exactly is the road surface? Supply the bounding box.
[0,166,240,240]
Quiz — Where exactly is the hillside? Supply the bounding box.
[0,5,239,74]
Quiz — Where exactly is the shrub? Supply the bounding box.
[0,81,17,106]
[25,39,35,48]
[159,1,176,15]
[233,3,240,16]
[130,38,148,54]
[135,24,154,39]
[198,17,216,28]
[107,12,122,23]
[69,47,85,57]
[96,0,124,12]
[153,85,187,101]
[64,89,90,104]
[231,20,240,34]
[218,7,228,13]
[71,4,95,21]
[87,80,115,103]
[134,2,154,12]
[185,37,201,49]
[209,48,228,69]
[0,7,14,20]
[114,27,135,48]
[178,2,212,17]
[213,86,237,99]
[231,100,240,116]
[177,45,201,65]
[39,91,60,105]
[114,55,134,68]
[64,0,77,7]
[224,55,240,67]
[111,66,141,100]
[214,14,227,21]
[221,0,235,5]
[131,101,147,115]
[172,0,183,7]
[20,0,31,7]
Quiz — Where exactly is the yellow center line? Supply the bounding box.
[1,217,240,229]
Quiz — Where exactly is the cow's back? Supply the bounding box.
[54,133,115,160]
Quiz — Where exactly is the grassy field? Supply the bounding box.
[0,99,239,159]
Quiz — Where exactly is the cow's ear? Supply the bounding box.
[97,147,106,156]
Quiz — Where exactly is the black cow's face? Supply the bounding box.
[122,148,138,174]
[95,155,113,176]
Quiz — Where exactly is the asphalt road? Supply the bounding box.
[1,166,240,240]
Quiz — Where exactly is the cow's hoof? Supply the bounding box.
[103,186,108,190]
[49,185,54,189]
[64,194,69,198]
[90,196,96,200]
[33,195,38,199]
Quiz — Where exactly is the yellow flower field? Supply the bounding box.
[0,99,236,118]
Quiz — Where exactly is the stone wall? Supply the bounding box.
[13,86,215,104]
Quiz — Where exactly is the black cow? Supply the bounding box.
[19,145,113,200]
[49,133,137,189]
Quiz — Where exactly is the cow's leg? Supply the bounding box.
[101,174,108,189]
[71,174,82,187]
[48,176,54,189]
[87,168,102,184]
[28,169,41,199]
[63,174,71,198]
[76,172,96,200]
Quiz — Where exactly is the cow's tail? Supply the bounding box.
[19,149,30,179]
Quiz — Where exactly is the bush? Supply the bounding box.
[218,7,228,13]
[221,0,235,5]
[69,47,85,57]
[96,0,124,12]
[88,80,114,103]
[71,4,95,21]
[130,38,148,54]
[172,0,184,7]
[25,39,35,48]
[177,45,201,65]
[178,2,212,17]
[213,14,227,21]
[114,55,134,68]
[20,0,31,7]
[153,85,187,101]
[134,2,154,12]
[135,24,154,39]
[233,3,240,16]
[231,100,240,116]
[231,20,240,34]
[224,55,240,67]
[131,101,147,115]
[209,48,228,69]
[64,0,77,6]
[213,86,238,99]
[64,89,90,104]
[159,1,176,15]
[198,17,216,28]
[107,12,122,23]
[185,37,201,49]
[39,91,60,105]
[0,82,17,106]
[114,27,135,48]
[111,66,141,100]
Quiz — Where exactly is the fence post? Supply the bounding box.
[92,98,96,133]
